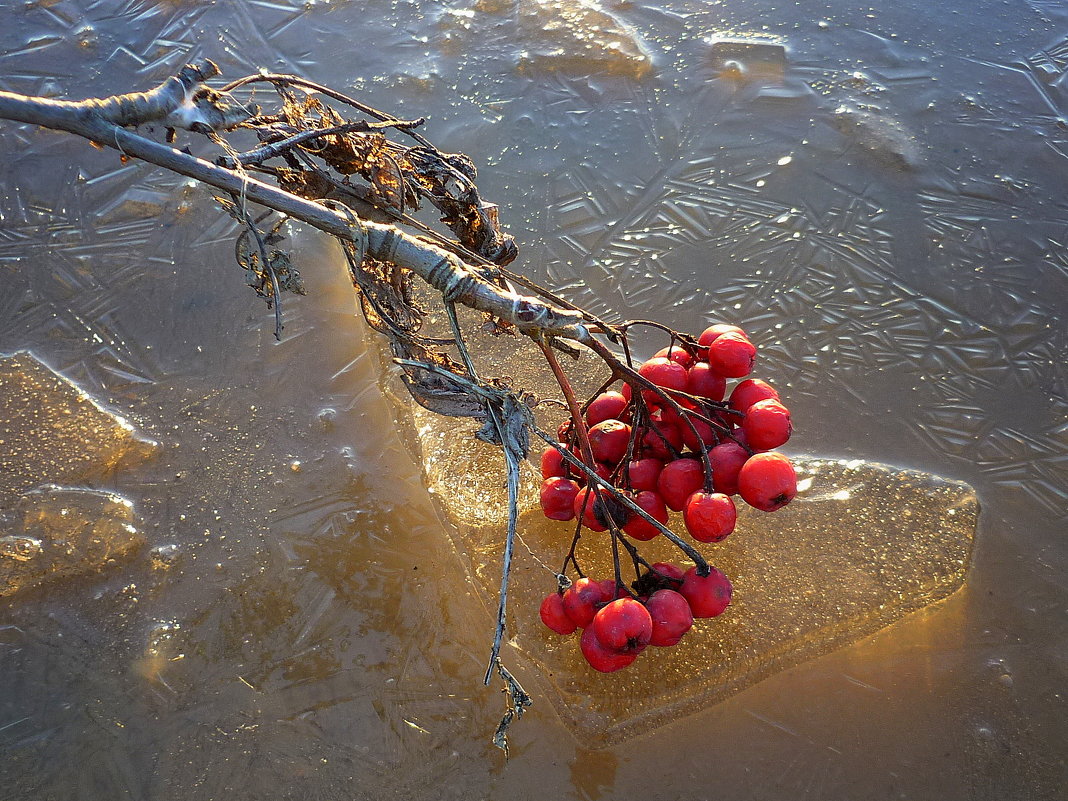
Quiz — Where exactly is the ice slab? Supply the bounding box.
[517,0,653,78]
[380,322,976,745]
[0,352,153,596]
[707,37,788,84]
[0,486,144,597]
[0,351,156,497]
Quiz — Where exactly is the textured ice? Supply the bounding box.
[384,322,976,745]
[0,352,151,595]
[0,486,143,597]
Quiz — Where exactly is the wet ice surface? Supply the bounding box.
[0,0,1066,798]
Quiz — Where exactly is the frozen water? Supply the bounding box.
[0,352,151,596]
[0,486,143,597]
[389,327,977,745]
[0,351,156,497]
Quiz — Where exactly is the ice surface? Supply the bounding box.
[0,352,151,595]
[0,351,156,497]
[0,486,143,597]
[383,322,976,745]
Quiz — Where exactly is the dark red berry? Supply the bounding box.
[737,451,797,511]
[708,440,749,495]
[707,332,756,378]
[580,625,637,672]
[639,420,682,461]
[588,418,632,464]
[626,457,663,492]
[653,345,695,369]
[657,458,706,511]
[680,415,717,452]
[541,445,568,479]
[540,592,577,635]
[563,577,611,628]
[638,357,689,402]
[742,399,792,451]
[697,323,747,350]
[540,477,579,520]
[586,391,628,427]
[646,589,694,646]
[729,378,779,415]
[679,566,733,618]
[592,598,653,654]
[687,361,727,401]
[650,562,685,583]
[683,491,737,543]
[622,490,668,541]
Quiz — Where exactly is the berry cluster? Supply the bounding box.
[536,323,798,671]
[540,563,732,672]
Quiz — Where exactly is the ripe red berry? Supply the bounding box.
[680,414,717,452]
[580,625,638,672]
[639,420,682,461]
[573,486,629,531]
[707,332,756,378]
[657,458,706,511]
[679,566,733,618]
[729,378,779,415]
[742,399,792,451]
[586,391,628,427]
[646,589,694,646]
[563,577,611,628]
[737,451,797,511]
[588,418,632,464]
[683,491,737,543]
[622,490,668,541]
[599,578,624,601]
[540,592,577,635]
[541,445,568,479]
[650,562,685,583]
[708,440,749,495]
[686,361,727,401]
[638,357,690,401]
[626,457,663,492]
[592,598,653,654]
[697,323,747,350]
[540,477,579,520]
[653,345,695,369]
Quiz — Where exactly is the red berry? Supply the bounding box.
[638,357,690,401]
[708,440,749,495]
[657,458,706,511]
[687,362,727,401]
[563,577,611,628]
[540,477,579,520]
[697,323,747,350]
[650,562,685,583]
[586,391,628,427]
[592,598,653,654]
[737,451,797,511]
[541,445,568,479]
[573,486,628,531]
[653,345,695,369]
[729,378,779,415]
[683,491,737,543]
[707,332,756,378]
[588,419,632,464]
[679,566,733,618]
[580,625,637,672]
[742,399,792,451]
[646,589,694,646]
[599,578,624,600]
[540,592,577,635]
[622,490,668,541]
[639,420,682,461]
[626,457,663,492]
[680,414,717,452]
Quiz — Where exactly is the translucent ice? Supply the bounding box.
[0,351,156,497]
[0,486,144,597]
[0,352,152,596]
[380,320,976,745]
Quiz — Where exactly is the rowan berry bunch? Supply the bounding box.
[537,323,797,672]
